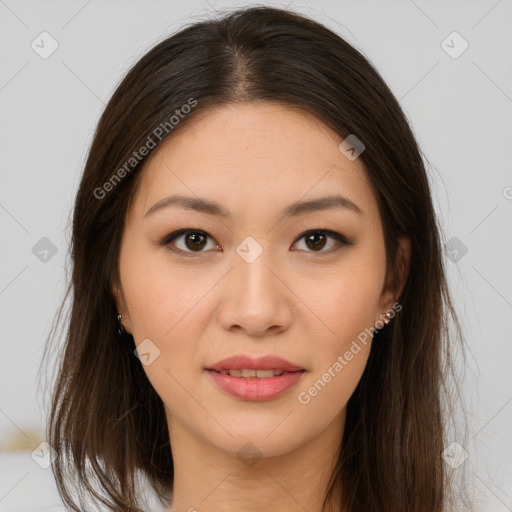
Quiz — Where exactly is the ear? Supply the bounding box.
[377,236,411,316]
[392,236,411,300]
[111,283,133,334]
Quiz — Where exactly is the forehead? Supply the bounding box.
[127,102,378,223]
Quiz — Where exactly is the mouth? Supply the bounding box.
[205,367,306,401]
[204,354,306,401]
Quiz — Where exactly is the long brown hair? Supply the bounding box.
[40,6,471,511]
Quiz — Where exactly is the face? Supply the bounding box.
[113,101,406,459]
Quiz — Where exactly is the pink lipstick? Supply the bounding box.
[205,355,306,401]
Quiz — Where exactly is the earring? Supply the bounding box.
[117,313,129,338]
[375,311,393,334]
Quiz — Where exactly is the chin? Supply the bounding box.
[215,432,305,461]
[198,412,312,458]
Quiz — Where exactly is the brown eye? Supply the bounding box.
[162,229,219,254]
[304,231,327,251]
[184,232,207,251]
[292,229,351,254]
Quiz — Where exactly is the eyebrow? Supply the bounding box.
[144,193,363,219]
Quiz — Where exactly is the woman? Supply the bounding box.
[42,6,471,511]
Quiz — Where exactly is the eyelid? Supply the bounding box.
[160,228,352,255]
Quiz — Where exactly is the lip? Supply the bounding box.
[206,369,305,401]
[205,355,306,401]
[206,355,304,372]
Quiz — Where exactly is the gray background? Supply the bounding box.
[0,0,511,510]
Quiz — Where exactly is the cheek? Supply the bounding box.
[120,246,220,400]
[120,250,208,413]
[294,267,380,417]
[120,243,208,341]
[305,288,376,400]
[307,259,384,344]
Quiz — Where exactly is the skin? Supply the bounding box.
[112,101,410,512]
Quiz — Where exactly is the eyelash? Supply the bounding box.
[159,229,352,257]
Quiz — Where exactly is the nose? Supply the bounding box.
[217,251,293,337]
